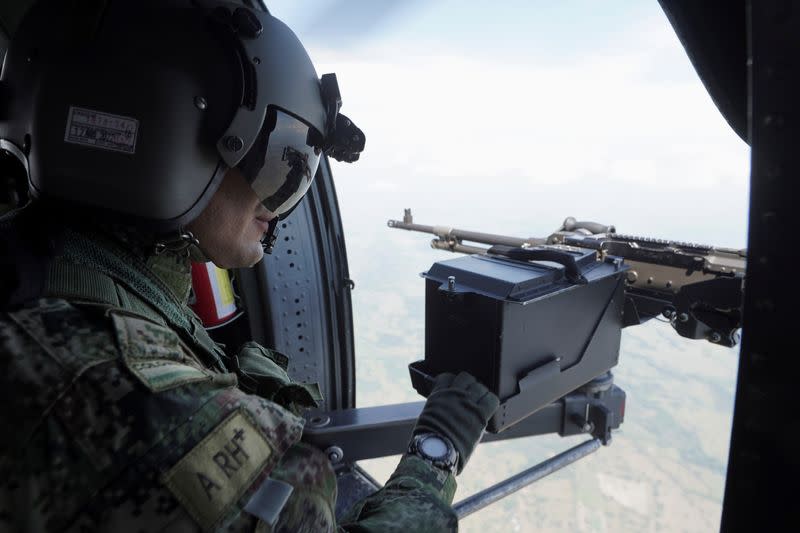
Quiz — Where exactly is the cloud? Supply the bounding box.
[310,34,747,193]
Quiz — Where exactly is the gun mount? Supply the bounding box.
[302,210,745,520]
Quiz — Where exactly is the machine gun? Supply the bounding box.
[303,209,745,519]
[389,209,745,348]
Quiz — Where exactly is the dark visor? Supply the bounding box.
[239,108,322,217]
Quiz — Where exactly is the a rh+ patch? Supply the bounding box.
[162,410,275,531]
[111,312,212,392]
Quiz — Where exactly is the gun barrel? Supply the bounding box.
[386,219,436,234]
[388,219,545,248]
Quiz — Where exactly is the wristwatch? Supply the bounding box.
[408,433,459,474]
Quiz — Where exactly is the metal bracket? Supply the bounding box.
[301,385,626,463]
[559,371,622,445]
[453,438,602,519]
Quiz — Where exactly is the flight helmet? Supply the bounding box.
[0,0,364,251]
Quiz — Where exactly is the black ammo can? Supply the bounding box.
[409,246,628,432]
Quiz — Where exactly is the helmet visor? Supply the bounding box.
[242,108,322,217]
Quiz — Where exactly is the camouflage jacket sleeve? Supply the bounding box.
[260,444,458,533]
[0,299,308,532]
[336,454,458,533]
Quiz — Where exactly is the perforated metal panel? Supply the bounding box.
[237,157,355,410]
[263,213,325,385]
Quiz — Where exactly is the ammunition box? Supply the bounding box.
[409,247,628,432]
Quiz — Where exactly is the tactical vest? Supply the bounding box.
[43,227,230,373]
[40,225,322,410]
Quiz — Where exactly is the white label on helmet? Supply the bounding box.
[64,106,139,154]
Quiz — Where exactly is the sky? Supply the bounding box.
[268,0,751,249]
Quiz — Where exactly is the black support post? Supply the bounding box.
[721,2,800,531]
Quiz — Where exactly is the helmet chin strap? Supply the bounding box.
[261,217,280,254]
[154,224,277,263]
[188,241,210,263]
[153,229,201,257]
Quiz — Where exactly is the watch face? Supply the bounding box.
[419,435,449,460]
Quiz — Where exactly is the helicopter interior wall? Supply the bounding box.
[658,0,748,143]
[0,2,28,47]
[718,2,798,530]
[0,19,8,209]
[0,25,6,60]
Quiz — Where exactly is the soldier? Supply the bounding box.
[0,1,499,532]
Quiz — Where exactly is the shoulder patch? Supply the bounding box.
[111,312,213,392]
[162,409,276,531]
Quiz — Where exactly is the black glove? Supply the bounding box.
[412,372,500,474]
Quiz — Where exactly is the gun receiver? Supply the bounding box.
[388,210,745,348]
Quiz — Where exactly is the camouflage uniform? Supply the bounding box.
[0,220,458,532]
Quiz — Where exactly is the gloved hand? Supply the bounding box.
[412,372,500,475]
